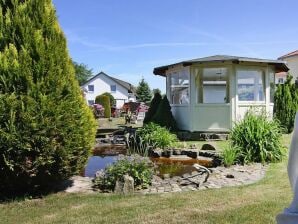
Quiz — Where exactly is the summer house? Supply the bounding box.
[153,55,289,132]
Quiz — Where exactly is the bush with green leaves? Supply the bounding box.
[230,110,284,164]
[136,123,177,149]
[221,143,241,167]
[0,0,96,196]
[93,155,153,190]
[274,74,298,133]
[95,95,111,118]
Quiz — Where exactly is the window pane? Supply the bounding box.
[200,68,228,103]
[170,70,189,104]
[110,85,116,92]
[88,100,95,105]
[88,85,94,92]
[237,70,264,101]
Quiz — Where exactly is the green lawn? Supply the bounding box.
[0,135,293,224]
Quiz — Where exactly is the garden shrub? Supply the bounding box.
[95,95,111,118]
[93,155,153,190]
[143,92,162,124]
[101,92,115,107]
[136,123,177,149]
[274,74,298,133]
[230,110,284,164]
[0,0,97,196]
[152,96,177,131]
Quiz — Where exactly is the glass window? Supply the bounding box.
[88,85,94,92]
[237,70,264,101]
[197,68,229,103]
[278,78,284,84]
[169,70,189,104]
[269,72,275,103]
[88,100,95,105]
[110,85,116,92]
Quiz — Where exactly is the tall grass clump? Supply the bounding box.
[127,123,177,155]
[137,123,177,149]
[230,110,284,164]
[221,143,241,167]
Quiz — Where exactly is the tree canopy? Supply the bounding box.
[72,60,93,86]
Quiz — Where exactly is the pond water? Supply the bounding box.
[84,143,213,178]
[83,154,211,178]
[84,156,117,177]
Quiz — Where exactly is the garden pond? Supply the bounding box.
[82,144,213,178]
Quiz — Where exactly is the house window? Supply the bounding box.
[88,85,94,92]
[237,70,265,102]
[110,85,116,93]
[197,67,229,103]
[169,70,189,104]
[278,78,284,84]
[269,72,275,103]
[88,100,95,105]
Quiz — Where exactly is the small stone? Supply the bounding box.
[226,174,235,179]
[201,144,216,151]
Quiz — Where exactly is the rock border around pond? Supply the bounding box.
[64,163,268,194]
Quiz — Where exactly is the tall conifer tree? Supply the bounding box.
[0,0,96,195]
[274,75,298,133]
[136,78,152,103]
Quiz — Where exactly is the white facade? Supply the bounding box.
[280,55,298,81]
[155,56,288,132]
[81,72,136,108]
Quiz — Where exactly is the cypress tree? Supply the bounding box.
[143,92,162,124]
[274,74,298,133]
[95,95,111,118]
[0,0,96,195]
[101,92,115,107]
[152,96,177,131]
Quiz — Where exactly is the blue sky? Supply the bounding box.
[52,0,298,92]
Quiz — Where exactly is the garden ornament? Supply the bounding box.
[277,112,298,223]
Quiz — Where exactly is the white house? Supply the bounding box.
[153,55,288,132]
[81,72,136,108]
[277,50,298,83]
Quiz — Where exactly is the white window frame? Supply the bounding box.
[168,68,190,105]
[236,68,266,103]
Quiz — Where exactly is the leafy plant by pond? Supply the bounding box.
[230,110,284,164]
[93,155,153,191]
[137,123,177,149]
[126,123,178,156]
[221,143,241,167]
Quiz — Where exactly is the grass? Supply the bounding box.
[0,134,293,224]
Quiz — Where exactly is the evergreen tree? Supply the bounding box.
[136,78,152,103]
[274,74,298,133]
[152,88,161,95]
[101,92,115,107]
[95,95,111,118]
[143,92,162,124]
[152,96,177,131]
[0,0,96,195]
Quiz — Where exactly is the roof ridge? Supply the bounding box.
[279,50,298,59]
